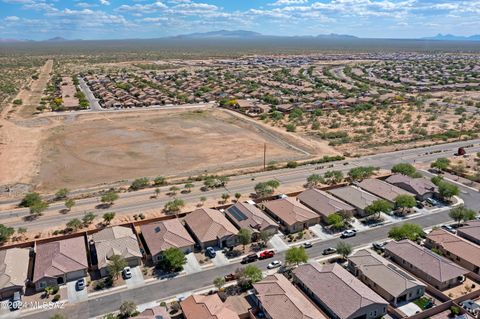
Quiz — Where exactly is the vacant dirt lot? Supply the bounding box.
[35,109,314,191]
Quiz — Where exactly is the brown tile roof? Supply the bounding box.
[141,219,194,256]
[253,273,326,319]
[293,263,387,319]
[349,249,425,298]
[297,188,354,218]
[328,186,381,210]
[33,237,88,282]
[131,306,171,319]
[427,229,480,268]
[358,178,414,202]
[184,208,238,243]
[385,174,437,196]
[0,248,30,291]
[92,226,142,269]
[457,220,480,243]
[181,294,240,319]
[264,197,318,226]
[385,240,468,283]
[225,202,277,232]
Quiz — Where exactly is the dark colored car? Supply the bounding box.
[205,247,216,258]
[224,273,236,282]
[241,253,258,264]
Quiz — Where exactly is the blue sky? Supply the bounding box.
[1,0,479,40]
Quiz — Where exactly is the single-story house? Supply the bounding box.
[141,219,195,263]
[385,174,438,201]
[90,226,143,277]
[225,202,278,239]
[293,262,388,319]
[180,294,240,319]
[184,208,238,249]
[425,229,480,275]
[457,220,480,245]
[297,188,355,223]
[263,197,320,234]
[0,248,30,299]
[131,306,171,319]
[385,240,469,290]
[357,178,415,203]
[253,273,327,319]
[33,237,88,291]
[328,186,381,217]
[348,249,426,307]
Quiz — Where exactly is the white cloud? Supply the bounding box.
[270,0,308,6]
[116,1,167,13]
[100,0,110,5]
[4,15,21,21]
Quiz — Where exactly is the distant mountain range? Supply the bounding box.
[1,30,480,42]
[422,34,480,41]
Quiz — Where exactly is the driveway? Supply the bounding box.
[269,234,289,252]
[309,224,333,240]
[66,280,88,304]
[125,267,145,289]
[184,252,202,274]
[211,251,229,267]
[0,300,21,319]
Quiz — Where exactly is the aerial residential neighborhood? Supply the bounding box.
[1,1,480,319]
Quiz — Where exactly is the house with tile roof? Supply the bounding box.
[297,188,355,223]
[457,220,480,245]
[263,197,320,234]
[357,178,415,203]
[385,174,438,201]
[33,237,88,291]
[131,306,171,319]
[90,226,142,277]
[0,248,30,299]
[184,208,239,249]
[180,294,240,319]
[141,219,195,263]
[293,262,388,319]
[224,202,278,239]
[348,249,425,306]
[385,240,469,290]
[253,273,327,319]
[327,186,381,217]
[426,229,480,275]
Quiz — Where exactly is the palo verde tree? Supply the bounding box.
[285,246,308,266]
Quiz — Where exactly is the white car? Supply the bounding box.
[122,267,132,279]
[267,260,282,269]
[341,229,357,238]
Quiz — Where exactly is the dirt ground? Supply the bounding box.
[35,108,316,191]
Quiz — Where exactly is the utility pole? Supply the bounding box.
[263,143,267,171]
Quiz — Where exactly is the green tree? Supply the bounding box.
[306,174,325,187]
[154,176,167,186]
[20,192,42,207]
[164,198,185,213]
[17,227,28,236]
[327,213,346,230]
[217,176,230,186]
[324,170,344,184]
[154,188,161,198]
[244,265,263,283]
[169,186,180,196]
[184,183,194,193]
[107,254,127,280]
[102,212,116,225]
[259,230,273,247]
[213,277,226,290]
[348,166,376,181]
[449,205,477,226]
[431,175,444,186]
[55,188,69,200]
[438,181,459,201]
[336,242,353,260]
[65,198,75,211]
[388,223,424,241]
[365,200,393,220]
[391,163,420,177]
[203,177,217,189]
[238,228,252,251]
[30,200,49,216]
[0,224,15,243]
[82,212,96,226]
[285,247,308,266]
[66,218,82,231]
[161,247,187,272]
[101,191,119,206]
[130,177,149,191]
[394,194,416,215]
[235,193,242,201]
[254,180,281,197]
[50,314,66,319]
[119,300,137,317]
[431,158,450,171]
[199,196,207,206]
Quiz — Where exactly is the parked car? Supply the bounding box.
[241,253,258,264]
[322,247,337,255]
[205,247,216,258]
[460,300,480,316]
[10,291,21,311]
[76,278,86,291]
[259,250,275,259]
[426,198,439,206]
[122,266,132,279]
[224,273,236,282]
[372,242,387,252]
[416,201,424,209]
[441,225,456,234]
[341,229,357,238]
[302,242,313,249]
[267,260,282,269]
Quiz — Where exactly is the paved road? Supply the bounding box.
[1,139,479,231]
[20,180,479,319]
[78,78,102,111]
